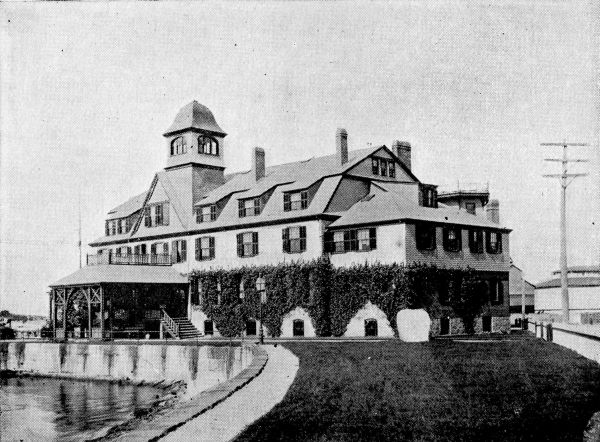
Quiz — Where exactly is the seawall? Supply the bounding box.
[0,341,253,397]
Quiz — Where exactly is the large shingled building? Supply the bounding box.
[49,101,511,339]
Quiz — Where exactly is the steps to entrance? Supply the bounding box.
[172,317,203,339]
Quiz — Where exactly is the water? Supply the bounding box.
[0,377,165,441]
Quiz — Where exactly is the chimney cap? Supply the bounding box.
[393,140,411,149]
[336,128,348,136]
[487,199,500,208]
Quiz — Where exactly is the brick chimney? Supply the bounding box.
[336,128,348,165]
[392,140,412,170]
[253,147,265,181]
[486,199,500,224]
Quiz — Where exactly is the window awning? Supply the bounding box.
[49,265,188,287]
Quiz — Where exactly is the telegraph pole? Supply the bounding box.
[542,141,588,323]
[78,191,82,269]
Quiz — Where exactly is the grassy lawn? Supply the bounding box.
[235,335,600,441]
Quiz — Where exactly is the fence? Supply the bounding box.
[529,320,600,364]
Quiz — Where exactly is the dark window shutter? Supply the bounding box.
[497,233,503,253]
[369,228,377,250]
[236,233,243,257]
[254,198,261,215]
[430,226,436,249]
[105,221,110,236]
[181,240,187,262]
[238,200,245,217]
[299,226,307,252]
[282,228,290,252]
[171,241,177,262]
[195,238,201,261]
[252,232,259,255]
[456,228,462,251]
[301,191,308,209]
[348,230,358,251]
[323,231,333,253]
[209,236,215,258]
[210,205,217,221]
[283,194,291,211]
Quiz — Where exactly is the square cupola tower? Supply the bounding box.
[163,101,227,170]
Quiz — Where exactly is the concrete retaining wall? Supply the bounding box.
[0,342,253,397]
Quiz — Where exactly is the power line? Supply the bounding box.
[541,140,588,323]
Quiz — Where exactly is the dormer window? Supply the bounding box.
[144,203,169,227]
[421,186,438,208]
[371,157,395,178]
[238,198,262,218]
[196,205,217,223]
[284,191,308,211]
[170,136,187,156]
[198,136,219,156]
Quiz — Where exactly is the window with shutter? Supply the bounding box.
[469,230,484,253]
[416,224,436,250]
[105,221,110,236]
[252,232,259,255]
[237,233,244,257]
[372,158,379,175]
[196,236,215,261]
[443,227,461,252]
[486,231,502,254]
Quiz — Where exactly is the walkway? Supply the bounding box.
[162,345,299,442]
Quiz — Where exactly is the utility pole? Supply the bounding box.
[542,141,588,323]
[78,191,82,269]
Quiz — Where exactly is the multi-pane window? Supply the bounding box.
[196,205,217,223]
[150,242,169,256]
[172,240,187,263]
[416,224,436,250]
[144,203,169,227]
[324,228,377,254]
[443,226,462,252]
[170,136,187,156]
[115,246,132,256]
[469,229,484,254]
[282,226,307,253]
[118,219,127,234]
[486,231,502,254]
[238,198,262,217]
[490,279,504,305]
[465,202,476,215]
[198,136,219,156]
[422,187,437,208]
[237,232,259,257]
[133,244,147,255]
[283,191,308,211]
[195,236,215,261]
[371,157,395,177]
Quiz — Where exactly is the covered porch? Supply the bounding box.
[49,265,189,340]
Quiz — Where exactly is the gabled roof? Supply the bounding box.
[328,191,510,230]
[106,192,147,220]
[195,145,382,207]
[50,265,187,287]
[163,101,226,136]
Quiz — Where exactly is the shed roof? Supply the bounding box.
[50,265,187,287]
[106,192,147,220]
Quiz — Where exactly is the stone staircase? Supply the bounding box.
[172,317,203,339]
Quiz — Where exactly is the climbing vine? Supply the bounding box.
[190,260,490,337]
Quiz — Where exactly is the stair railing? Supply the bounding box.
[160,308,179,338]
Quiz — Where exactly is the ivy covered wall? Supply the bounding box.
[189,258,497,337]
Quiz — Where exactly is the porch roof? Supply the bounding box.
[49,265,188,287]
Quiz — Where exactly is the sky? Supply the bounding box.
[1,1,599,315]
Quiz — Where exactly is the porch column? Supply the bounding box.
[51,289,57,337]
[187,281,192,320]
[62,289,69,341]
[100,285,105,339]
[87,287,92,340]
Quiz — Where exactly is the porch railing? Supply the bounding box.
[87,253,172,266]
[160,309,179,338]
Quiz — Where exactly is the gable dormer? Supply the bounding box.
[163,101,227,171]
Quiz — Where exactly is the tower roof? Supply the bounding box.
[163,100,226,137]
